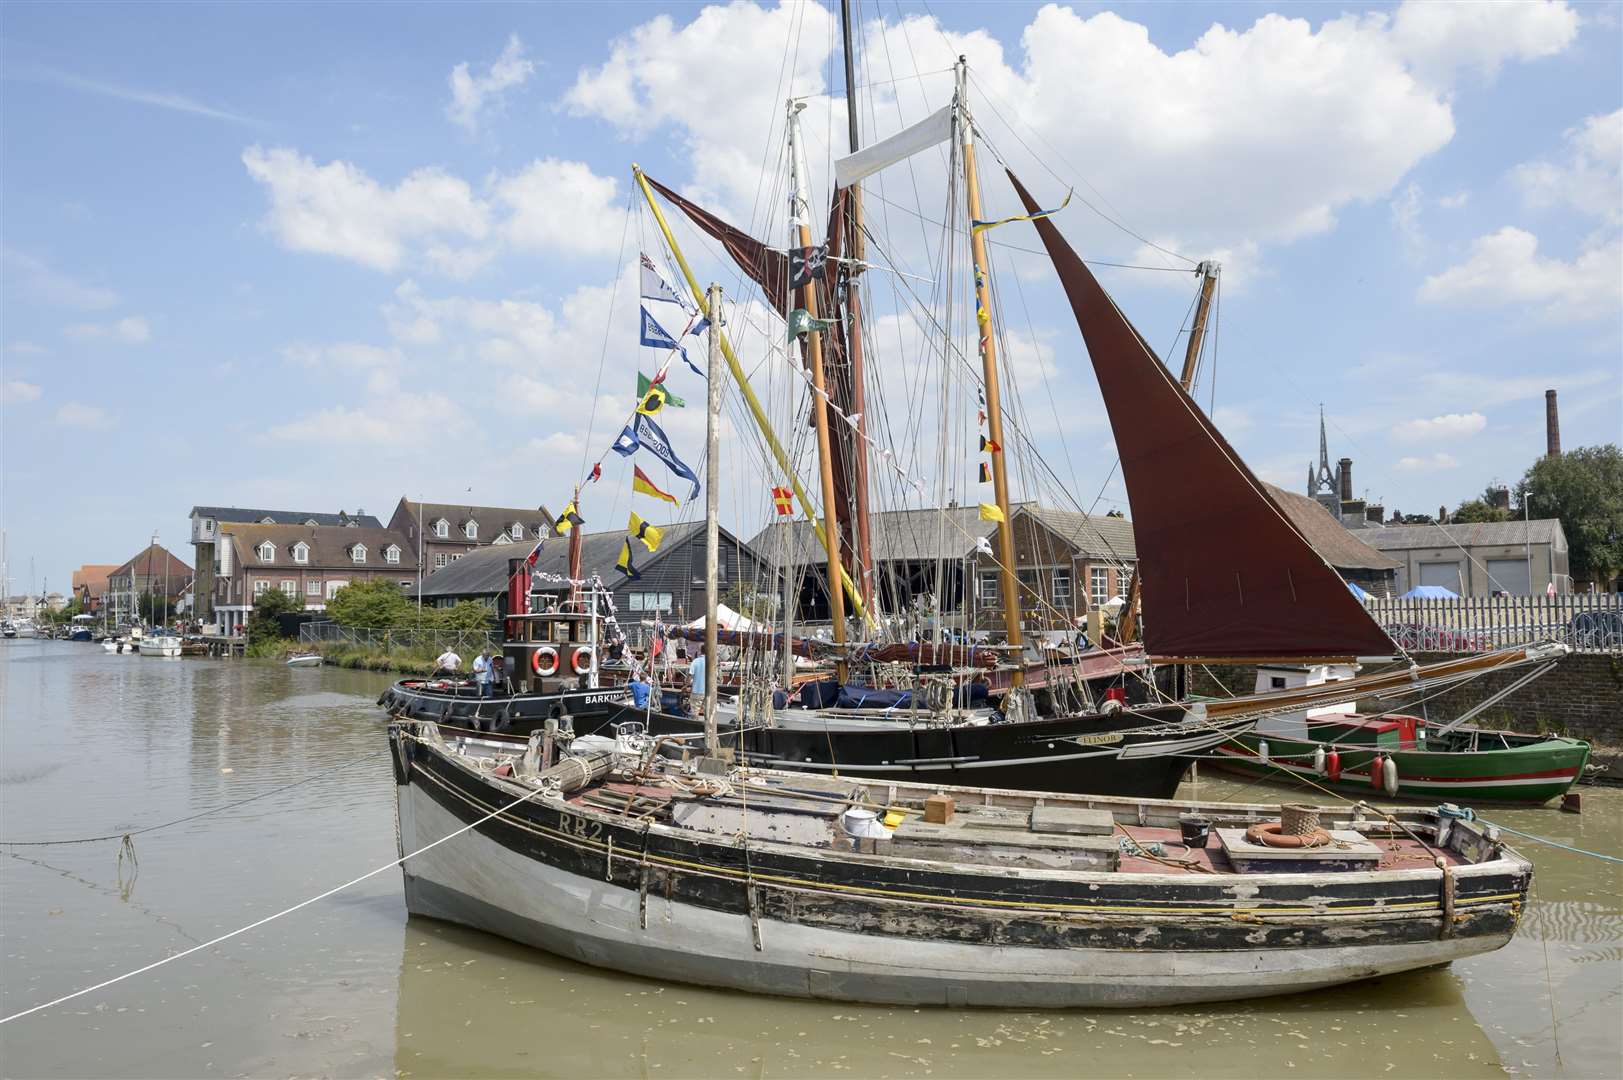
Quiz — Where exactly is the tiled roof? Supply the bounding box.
[221,524,417,571]
[190,506,382,528]
[110,544,192,579]
[1263,484,1401,571]
[401,500,557,542]
[71,564,120,596]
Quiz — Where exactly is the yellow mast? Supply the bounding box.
[958,59,1024,685]
[631,166,872,629]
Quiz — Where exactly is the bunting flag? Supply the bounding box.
[524,536,546,567]
[611,423,640,457]
[975,535,995,556]
[787,308,836,338]
[971,189,1073,235]
[788,244,827,289]
[978,462,991,484]
[641,306,706,379]
[771,486,794,515]
[589,462,602,483]
[616,538,642,579]
[633,465,680,505]
[640,253,685,306]
[627,412,700,500]
[980,435,1002,453]
[628,512,663,552]
[554,503,584,533]
[979,503,1006,523]
[638,371,684,408]
[636,385,668,416]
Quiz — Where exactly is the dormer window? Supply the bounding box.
[510,523,524,540]
[350,544,367,564]
[303,518,319,527]
[292,542,310,564]
[345,520,357,527]
[257,542,275,562]
[463,520,478,540]
[259,516,277,525]
[384,544,400,564]
[433,519,449,538]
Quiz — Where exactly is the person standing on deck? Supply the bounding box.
[687,649,706,714]
[435,647,461,673]
[472,648,493,698]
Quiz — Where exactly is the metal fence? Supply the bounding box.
[298,621,497,654]
[1363,594,1623,654]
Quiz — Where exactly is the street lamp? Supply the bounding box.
[1523,490,1535,594]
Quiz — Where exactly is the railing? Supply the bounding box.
[1363,594,1623,654]
[298,621,497,654]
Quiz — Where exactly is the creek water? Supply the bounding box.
[1,640,1618,1078]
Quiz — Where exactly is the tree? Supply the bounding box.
[248,589,304,644]
[326,579,414,627]
[436,600,499,633]
[1520,445,1623,586]
[1451,499,1511,524]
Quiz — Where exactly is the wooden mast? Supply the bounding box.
[787,98,850,680]
[702,283,723,753]
[957,58,1024,684]
[566,484,583,608]
[1118,260,1218,644]
[840,0,875,612]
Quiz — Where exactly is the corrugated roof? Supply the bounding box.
[1262,484,1401,571]
[1361,518,1565,550]
[416,521,710,597]
[221,524,418,571]
[190,506,383,528]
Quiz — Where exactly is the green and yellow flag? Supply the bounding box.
[637,372,684,408]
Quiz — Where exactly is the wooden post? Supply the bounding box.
[703,283,723,755]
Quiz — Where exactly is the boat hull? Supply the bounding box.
[378,680,632,733]
[392,733,1527,1008]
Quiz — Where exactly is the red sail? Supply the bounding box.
[645,175,791,314]
[1005,169,1394,660]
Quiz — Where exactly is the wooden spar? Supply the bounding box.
[1118,260,1219,644]
[788,98,850,681]
[957,59,1024,684]
[630,167,873,629]
[703,283,722,753]
[840,0,875,612]
[567,484,582,607]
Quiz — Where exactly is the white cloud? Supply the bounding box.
[7,341,48,356]
[493,159,623,257]
[54,402,110,428]
[1,248,119,309]
[1418,227,1622,319]
[1436,190,1470,210]
[1386,0,1579,87]
[2,379,42,403]
[282,341,402,371]
[1394,452,1460,472]
[447,33,536,133]
[1390,181,1425,257]
[22,65,254,124]
[1512,108,1623,226]
[1391,411,1487,442]
[1212,405,1253,432]
[64,316,150,343]
[242,146,491,275]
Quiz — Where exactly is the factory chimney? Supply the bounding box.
[1545,389,1561,457]
[1338,457,1353,502]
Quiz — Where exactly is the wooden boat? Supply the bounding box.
[285,652,324,667]
[388,718,1533,1008]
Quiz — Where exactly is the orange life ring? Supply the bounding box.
[532,646,559,676]
[570,646,594,676]
[1244,822,1332,848]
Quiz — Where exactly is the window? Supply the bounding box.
[259,516,276,525]
[303,519,319,527]
[463,520,478,540]
[1090,567,1109,607]
[292,542,309,564]
[451,552,464,561]
[978,571,999,601]
[257,542,275,563]
[1053,569,1072,604]
[306,580,321,596]
[350,545,366,564]
[201,518,215,537]
[280,580,297,598]
[433,553,449,569]
[384,545,400,564]
[433,519,449,538]
[510,523,523,540]
[400,580,413,588]
[629,592,673,612]
[326,580,347,599]
[253,580,270,597]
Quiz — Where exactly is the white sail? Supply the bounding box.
[833,104,952,188]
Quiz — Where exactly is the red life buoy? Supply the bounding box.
[570,647,594,676]
[1326,750,1342,782]
[532,646,559,676]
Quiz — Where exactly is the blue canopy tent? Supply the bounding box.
[1345,580,1371,601]
[1401,585,1459,599]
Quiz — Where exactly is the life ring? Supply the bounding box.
[532,646,559,676]
[571,647,594,676]
[1245,822,1332,848]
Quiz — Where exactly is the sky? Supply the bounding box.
[2,0,1619,597]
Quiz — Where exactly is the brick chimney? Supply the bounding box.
[1338,457,1353,502]
[1545,389,1561,457]
[1491,487,1510,511]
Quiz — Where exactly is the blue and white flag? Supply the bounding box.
[640,307,706,379]
[640,253,686,307]
[611,422,640,457]
[623,412,700,500]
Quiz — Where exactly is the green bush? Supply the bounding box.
[248,589,303,645]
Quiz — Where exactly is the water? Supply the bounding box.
[2,640,1618,1078]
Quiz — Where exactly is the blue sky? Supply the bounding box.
[2,0,1619,597]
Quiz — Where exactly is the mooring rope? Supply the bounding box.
[0,773,549,1025]
[1473,819,1623,865]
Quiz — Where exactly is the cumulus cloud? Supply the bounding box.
[1512,108,1623,226]
[2,248,119,309]
[282,341,402,371]
[1394,452,1460,472]
[447,34,536,133]
[1418,228,1622,319]
[493,159,623,257]
[1385,0,1578,86]
[1391,411,1487,442]
[2,379,42,403]
[54,401,110,428]
[64,316,150,343]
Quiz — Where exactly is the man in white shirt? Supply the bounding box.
[435,648,462,674]
[472,649,493,698]
[687,650,706,715]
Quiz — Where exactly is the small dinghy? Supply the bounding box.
[285,652,323,667]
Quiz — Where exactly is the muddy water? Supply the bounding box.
[1,640,1618,1078]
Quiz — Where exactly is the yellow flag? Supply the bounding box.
[554,502,583,533]
[979,502,1006,523]
[628,512,663,552]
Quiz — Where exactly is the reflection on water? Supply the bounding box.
[2,641,1619,1078]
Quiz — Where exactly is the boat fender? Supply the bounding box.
[1258,739,1270,765]
[571,647,594,676]
[1382,756,1400,797]
[1100,697,1122,716]
[1313,746,1326,776]
[1326,750,1342,782]
[1370,754,1386,791]
[533,646,559,677]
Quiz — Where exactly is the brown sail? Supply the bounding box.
[1005,169,1394,660]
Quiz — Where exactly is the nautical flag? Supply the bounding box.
[977,409,986,425]
[616,539,642,579]
[633,465,680,505]
[627,413,701,500]
[789,244,827,289]
[638,371,684,408]
[980,435,1001,453]
[689,316,711,338]
[628,512,663,553]
[978,462,991,484]
[589,462,602,483]
[971,190,1073,235]
[771,486,794,515]
[974,536,994,556]
[524,536,546,567]
[641,307,706,379]
[554,503,584,533]
[787,308,835,339]
[979,503,1006,523]
[636,385,667,416]
[611,423,640,457]
[640,253,685,306]
[975,294,990,325]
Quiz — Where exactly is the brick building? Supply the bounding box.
[387,498,558,577]
[211,523,419,635]
[189,506,382,621]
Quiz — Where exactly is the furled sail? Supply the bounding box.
[1005,169,1395,660]
[833,104,954,188]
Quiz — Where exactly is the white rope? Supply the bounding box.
[0,768,547,1026]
